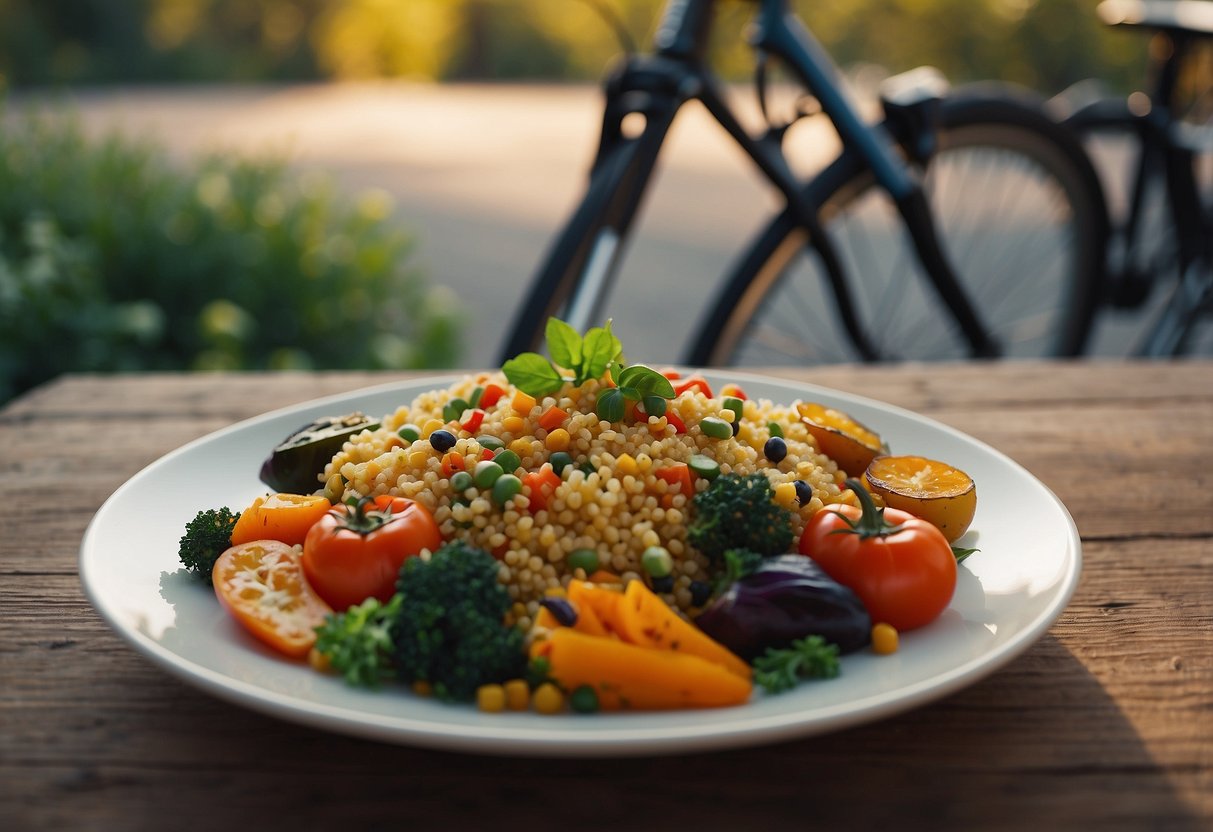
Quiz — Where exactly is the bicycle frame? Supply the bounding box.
[499,0,1000,363]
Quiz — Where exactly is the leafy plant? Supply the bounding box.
[0,106,460,403]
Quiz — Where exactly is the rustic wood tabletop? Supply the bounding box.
[2,361,1210,831]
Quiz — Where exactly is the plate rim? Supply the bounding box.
[79,369,1082,757]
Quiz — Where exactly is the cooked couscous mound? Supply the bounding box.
[322,372,855,629]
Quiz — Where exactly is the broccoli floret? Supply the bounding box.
[178,507,240,583]
[712,547,767,595]
[688,473,793,563]
[391,540,526,702]
[314,595,401,688]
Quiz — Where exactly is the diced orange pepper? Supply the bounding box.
[655,463,693,498]
[537,406,568,432]
[512,390,536,414]
[440,452,466,478]
[523,465,563,513]
[719,383,747,400]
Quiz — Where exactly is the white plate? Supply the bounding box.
[80,371,1080,757]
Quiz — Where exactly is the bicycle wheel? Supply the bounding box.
[689,92,1108,366]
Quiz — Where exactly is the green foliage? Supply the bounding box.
[0,107,459,403]
[177,507,240,584]
[314,594,403,688]
[0,1,1150,96]
[503,317,623,396]
[752,635,841,694]
[391,540,527,702]
[688,473,795,564]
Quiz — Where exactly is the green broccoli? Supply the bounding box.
[391,540,527,702]
[314,595,401,688]
[178,507,240,583]
[687,473,793,564]
[712,547,767,595]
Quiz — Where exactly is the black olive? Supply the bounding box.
[764,436,788,463]
[429,429,457,452]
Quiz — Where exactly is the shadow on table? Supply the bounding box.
[86,629,1198,832]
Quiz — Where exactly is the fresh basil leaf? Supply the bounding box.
[595,387,625,422]
[641,394,667,417]
[503,353,564,396]
[545,317,582,373]
[608,360,624,385]
[580,320,622,383]
[618,364,675,399]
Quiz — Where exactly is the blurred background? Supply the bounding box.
[0,1,1162,402]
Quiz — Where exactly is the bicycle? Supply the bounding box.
[1058,0,1213,356]
[497,0,1109,367]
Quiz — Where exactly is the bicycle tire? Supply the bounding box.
[688,90,1109,366]
[1067,98,1213,355]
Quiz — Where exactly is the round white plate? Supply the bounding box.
[80,371,1080,757]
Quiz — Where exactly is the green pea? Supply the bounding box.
[699,416,732,440]
[549,451,574,476]
[768,421,784,439]
[474,460,504,489]
[689,453,720,480]
[569,685,600,714]
[492,473,523,504]
[568,548,600,574]
[641,545,673,578]
[493,449,522,473]
[477,435,505,451]
[722,396,744,426]
[442,398,470,423]
[398,424,421,442]
[449,470,474,492]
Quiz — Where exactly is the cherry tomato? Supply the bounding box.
[230,492,331,546]
[302,495,442,610]
[799,479,956,631]
[212,540,333,658]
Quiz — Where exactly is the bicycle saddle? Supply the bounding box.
[1097,0,1213,37]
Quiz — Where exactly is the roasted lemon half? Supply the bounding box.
[863,455,977,542]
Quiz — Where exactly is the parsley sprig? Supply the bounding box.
[752,635,841,694]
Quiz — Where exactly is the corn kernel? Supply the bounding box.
[774,481,798,507]
[872,622,899,655]
[512,390,536,414]
[504,679,530,711]
[616,453,638,476]
[545,428,571,452]
[532,682,564,715]
[503,415,526,435]
[509,438,532,457]
[408,450,430,469]
[421,418,445,437]
[477,684,506,713]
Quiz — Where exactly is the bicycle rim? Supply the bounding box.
[701,107,1105,366]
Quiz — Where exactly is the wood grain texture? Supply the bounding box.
[2,362,1210,832]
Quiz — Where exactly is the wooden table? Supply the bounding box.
[2,362,1210,831]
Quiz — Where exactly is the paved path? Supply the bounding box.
[20,82,1204,365]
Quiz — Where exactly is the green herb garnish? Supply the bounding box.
[752,635,841,694]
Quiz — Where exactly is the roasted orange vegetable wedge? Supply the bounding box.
[616,581,751,680]
[863,455,977,542]
[534,628,752,710]
[798,402,883,478]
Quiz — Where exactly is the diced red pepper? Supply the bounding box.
[664,410,687,434]
[659,368,682,380]
[479,383,506,409]
[537,406,568,432]
[460,407,486,433]
[673,376,713,398]
[481,448,496,461]
[523,465,563,513]
[719,383,747,401]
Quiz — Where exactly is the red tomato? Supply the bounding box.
[799,482,956,631]
[302,495,443,610]
[212,540,333,658]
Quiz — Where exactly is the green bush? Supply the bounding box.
[0,107,460,403]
